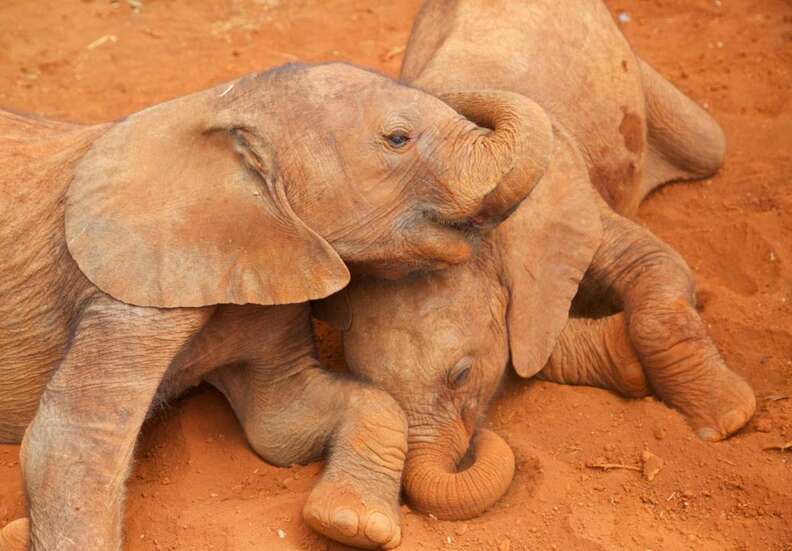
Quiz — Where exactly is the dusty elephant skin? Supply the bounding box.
[0,61,555,550]
[317,0,757,522]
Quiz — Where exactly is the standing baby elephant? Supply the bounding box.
[0,62,555,550]
[316,0,756,522]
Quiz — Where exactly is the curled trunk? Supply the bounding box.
[403,424,515,520]
[440,90,554,225]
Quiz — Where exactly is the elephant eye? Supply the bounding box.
[447,357,474,389]
[384,132,410,149]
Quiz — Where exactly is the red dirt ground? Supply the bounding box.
[1,1,790,549]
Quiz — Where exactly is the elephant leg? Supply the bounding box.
[537,314,649,398]
[638,58,726,201]
[206,306,406,550]
[211,364,406,549]
[587,206,755,440]
[20,297,207,551]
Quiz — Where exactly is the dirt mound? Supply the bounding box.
[1,0,790,549]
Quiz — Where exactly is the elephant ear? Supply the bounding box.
[500,131,602,378]
[66,84,349,308]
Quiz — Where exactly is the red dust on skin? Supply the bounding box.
[0,0,791,550]
[619,109,645,155]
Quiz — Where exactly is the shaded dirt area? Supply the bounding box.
[1,0,790,549]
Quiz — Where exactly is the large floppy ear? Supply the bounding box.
[66,82,350,308]
[499,131,602,378]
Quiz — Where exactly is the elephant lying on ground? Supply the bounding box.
[0,62,555,550]
[316,0,757,522]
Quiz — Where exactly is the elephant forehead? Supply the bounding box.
[415,294,503,351]
[302,65,398,112]
[303,62,382,90]
[302,67,447,141]
[346,262,505,355]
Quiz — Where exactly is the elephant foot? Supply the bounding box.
[303,479,401,550]
[656,356,756,442]
[0,518,29,551]
[631,300,756,441]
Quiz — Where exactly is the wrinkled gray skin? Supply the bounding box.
[0,62,554,550]
[318,0,756,522]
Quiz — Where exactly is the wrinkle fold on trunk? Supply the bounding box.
[403,424,515,520]
[438,90,554,225]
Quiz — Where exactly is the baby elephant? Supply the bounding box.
[0,62,555,550]
[316,0,756,523]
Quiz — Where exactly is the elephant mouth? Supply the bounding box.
[349,209,490,280]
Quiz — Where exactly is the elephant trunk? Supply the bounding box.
[403,419,515,520]
[439,90,554,225]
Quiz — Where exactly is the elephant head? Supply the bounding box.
[316,134,602,520]
[65,62,553,309]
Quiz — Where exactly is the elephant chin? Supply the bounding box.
[402,422,515,521]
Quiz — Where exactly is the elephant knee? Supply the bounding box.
[609,222,697,303]
[239,378,407,475]
[642,246,696,299]
[243,417,326,468]
[660,250,696,299]
[627,299,711,372]
[347,387,408,438]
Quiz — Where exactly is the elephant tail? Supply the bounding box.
[637,58,726,202]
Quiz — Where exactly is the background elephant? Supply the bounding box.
[316,0,756,523]
[0,62,554,550]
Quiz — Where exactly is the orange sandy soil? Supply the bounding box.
[1,1,791,549]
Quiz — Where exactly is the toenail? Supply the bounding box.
[696,426,722,442]
[382,525,402,550]
[364,512,393,544]
[721,409,748,433]
[333,508,359,537]
[304,505,326,527]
